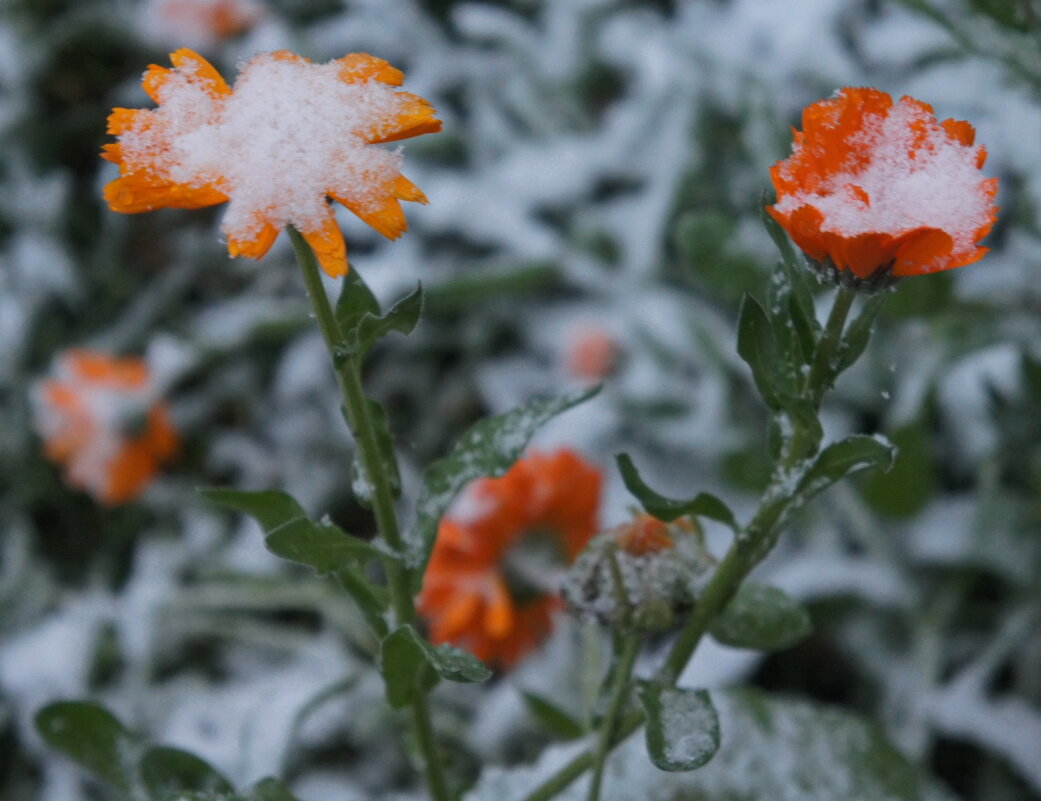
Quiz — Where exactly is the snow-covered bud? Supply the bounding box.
[562,515,713,633]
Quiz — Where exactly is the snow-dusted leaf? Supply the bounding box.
[139,746,233,798]
[616,453,737,531]
[380,625,490,708]
[636,682,720,772]
[737,293,782,410]
[463,689,951,801]
[409,386,599,573]
[709,583,812,651]
[797,435,896,500]
[35,701,143,796]
[199,488,305,534]
[264,517,385,573]
[354,284,423,353]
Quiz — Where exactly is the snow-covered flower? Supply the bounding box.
[418,450,602,668]
[102,49,440,278]
[32,350,178,505]
[767,88,998,284]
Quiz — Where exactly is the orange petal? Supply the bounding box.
[332,192,408,240]
[100,143,123,164]
[104,176,228,214]
[393,174,428,204]
[430,592,482,643]
[484,577,515,639]
[301,215,348,278]
[68,351,148,388]
[942,118,975,147]
[338,53,404,86]
[227,222,280,261]
[892,228,954,276]
[101,441,157,505]
[107,107,149,135]
[364,93,442,145]
[143,49,231,103]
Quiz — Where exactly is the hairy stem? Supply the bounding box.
[587,634,641,801]
[290,228,452,801]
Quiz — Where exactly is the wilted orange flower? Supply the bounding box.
[103,48,440,278]
[32,350,179,505]
[418,449,602,668]
[767,87,998,281]
[614,514,675,556]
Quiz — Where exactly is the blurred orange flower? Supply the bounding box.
[566,327,619,382]
[418,449,602,668]
[145,0,264,48]
[767,87,998,281]
[103,48,440,278]
[32,351,179,505]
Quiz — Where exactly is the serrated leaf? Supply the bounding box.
[199,488,304,534]
[335,268,381,334]
[834,291,885,375]
[350,396,402,507]
[616,453,737,531]
[354,284,424,353]
[798,435,896,501]
[636,682,720,772]
[709,583,812,651]
[520,692,585,739]
[409,386,600,573]
[35,702,143,795]
[139,746,233,798]
[266,517,385,573]
[736,293,781,409]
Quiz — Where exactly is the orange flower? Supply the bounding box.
[145,0,264,48]
[566,327,620,382]
[32,350,179,505]
[767,88,998,281]
[418,449,602,668]
[614,514,675,556]
[102,49,440,278]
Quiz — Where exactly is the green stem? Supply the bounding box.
[289,228,452,801]
[805,286,856,406]
[587,634,641,801]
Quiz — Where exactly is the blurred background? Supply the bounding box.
[1,1,1040,800]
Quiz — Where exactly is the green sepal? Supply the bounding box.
[616,453,737,532]
[635,681,721,772]
[709,583,813,651]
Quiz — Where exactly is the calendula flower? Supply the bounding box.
[32,350,179,505]
[143,0,265,49]
[418,450,602,668]
[767,88,998,284]
[566,327,620,382]
[103,48,440,277]
[563,515,712,633]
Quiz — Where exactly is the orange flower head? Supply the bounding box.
[767,88,998,283]
[32,350,179,505]
[145,0,265,48]
[417,449,602,668]
[103,49,440,278]
[566,327,620,382]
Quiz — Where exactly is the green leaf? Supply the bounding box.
[199,488,304,534]
[861,422,937,518]
[139,746,233,798]
[265,517,385,573]
[736,293,781,409]
[350,396,402,507]
[35,702,143,795]
[335,268,380,334]
[409,386,600,572]
[520,692,585,740]
[798,435,896,501]
[616,453,737,531]
[709,583,813,651]
[760,201,804,278]
[380,625,491,708]
[248,778,305,801]
[834,291,885,375]
[334,567,390,638]
[355,284,424,353]
[636,682,720,772]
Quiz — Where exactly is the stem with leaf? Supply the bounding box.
[289,228,452,801]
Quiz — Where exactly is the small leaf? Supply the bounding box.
[760,201,804,278]
[355,284,424,353]
[335,268,381,334]
[380,626,491,708]
[798,434,896,501]
[736,293,781,409]
[409,386,600,573]
[636,682,720,772]
[616,453,737,531]
[520,692,585,740]
[248,778,305,801]
[266,517,385,574]
[710,583,813,651]
[140,746,233,798]
[350,396,402,507]
[834,291,885,375]
[35,702,142,795]
[199,488,304,534]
